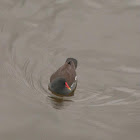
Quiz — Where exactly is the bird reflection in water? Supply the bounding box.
[48,96,73,109]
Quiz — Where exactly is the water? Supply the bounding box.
[0,0,140,140]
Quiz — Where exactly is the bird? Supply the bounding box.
[48,58,78,96]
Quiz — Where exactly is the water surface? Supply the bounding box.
[0,0,140,140]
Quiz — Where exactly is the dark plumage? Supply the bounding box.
[48,58,78,96]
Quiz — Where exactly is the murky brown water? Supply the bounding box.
[0,0,140,140]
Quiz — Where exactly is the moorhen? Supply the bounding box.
[48,58,78,96]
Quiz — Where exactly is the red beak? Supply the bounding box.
[65,82,71,90]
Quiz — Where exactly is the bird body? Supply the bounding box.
[48,58,78,96]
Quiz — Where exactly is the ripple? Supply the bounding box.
[86,87,140,107]
[116,65,140,74]
[128,0,140,7]
[84,0,102,9]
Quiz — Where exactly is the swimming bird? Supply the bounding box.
[48,58,78,96]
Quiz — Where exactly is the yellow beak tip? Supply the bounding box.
[68,88,71,91]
